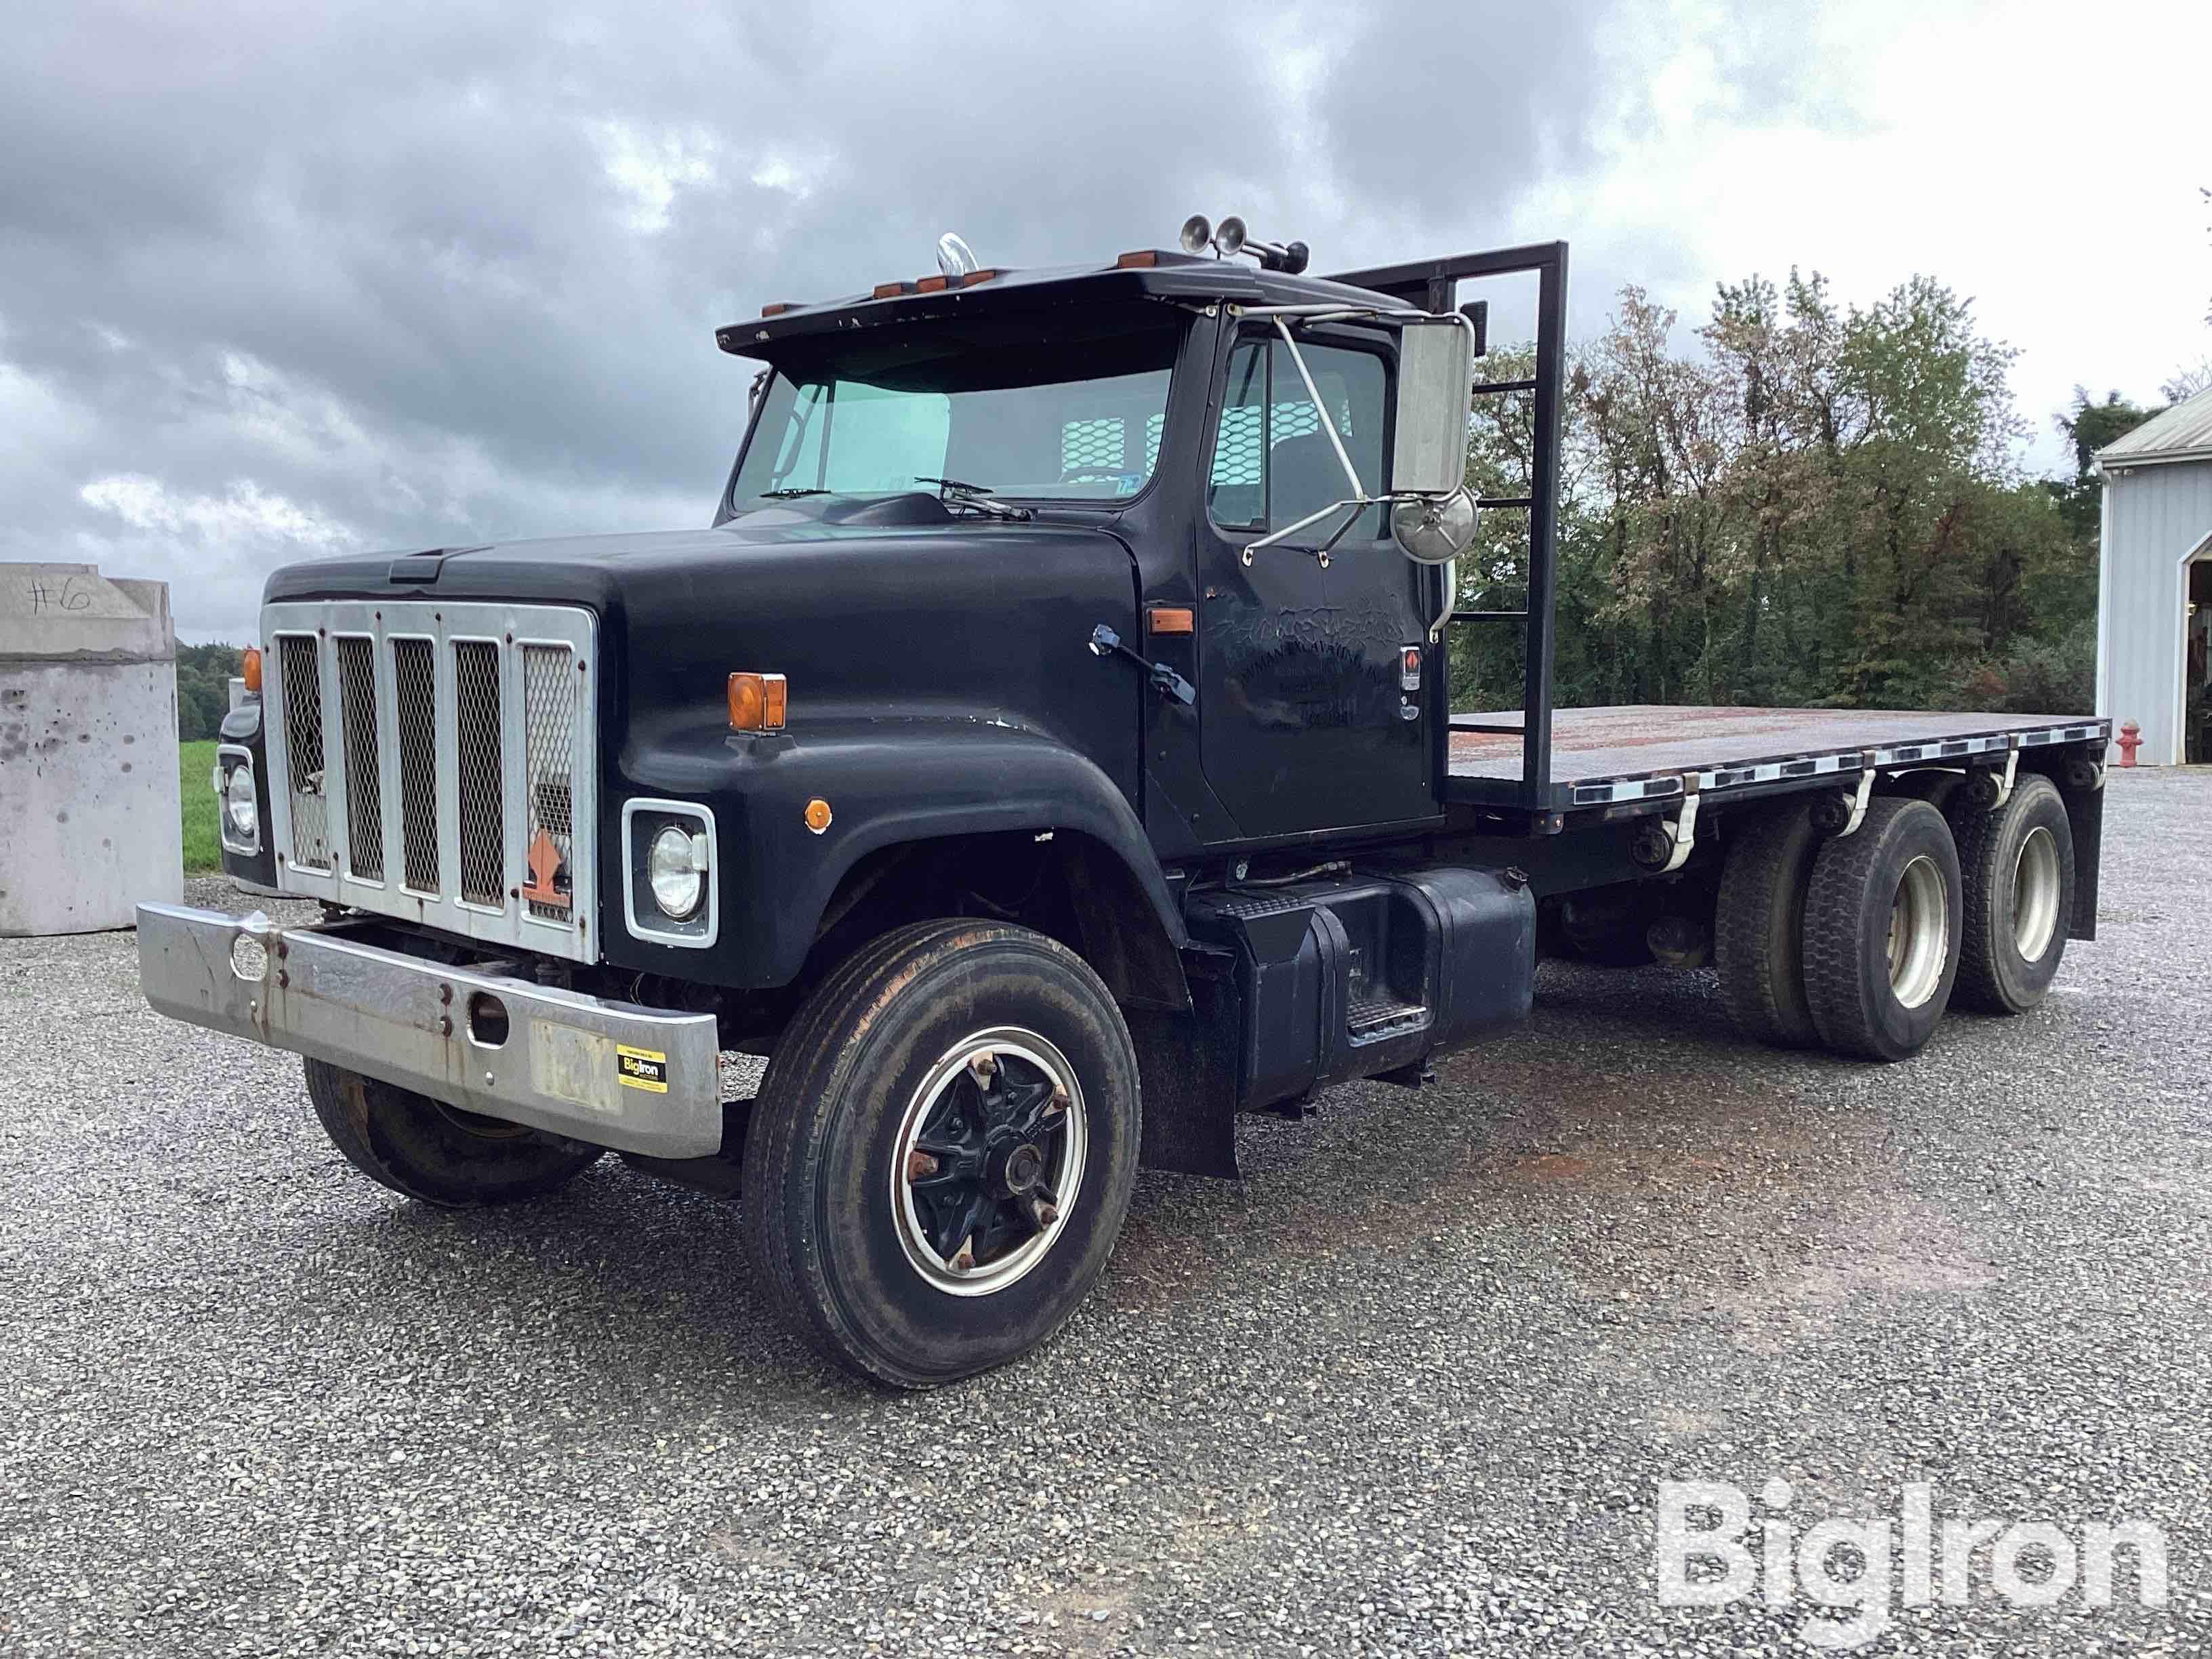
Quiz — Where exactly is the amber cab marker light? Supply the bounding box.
[804,798,834,834]
[760,302,798,316]
[1148,607,1195,636]
[871,280,914,300]
[726,671,788,733]
[959,268,998,287]
[916,274,951,293]
[1115,250,1159,269]
[240,647,262,694]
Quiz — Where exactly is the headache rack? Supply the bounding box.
[262,600,600,962]
[1328,242,1569,823]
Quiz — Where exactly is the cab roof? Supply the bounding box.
[716,251,1401,360]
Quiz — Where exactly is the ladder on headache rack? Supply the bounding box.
[1326,242,1569,823]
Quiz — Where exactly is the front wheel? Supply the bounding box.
[303,1059,603,1206]
[740,920,1141,1387]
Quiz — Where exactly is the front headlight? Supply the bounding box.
[223,766,258,838]
[647,823,706,919]
[623,800,716,946]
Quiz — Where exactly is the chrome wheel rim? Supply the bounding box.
[889,1027,1086,1298]
[2013,825,2062,963]
[1887,854,1949,1010]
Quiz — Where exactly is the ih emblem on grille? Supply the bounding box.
[522,827,571,911]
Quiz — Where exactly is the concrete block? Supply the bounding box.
[0,563,184,935]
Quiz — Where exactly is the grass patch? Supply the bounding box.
[180,739,222,873]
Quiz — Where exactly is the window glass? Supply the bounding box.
[1206,335,1389,541]
[731,316,1181,506]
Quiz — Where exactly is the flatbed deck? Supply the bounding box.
[1447,705,2110,811]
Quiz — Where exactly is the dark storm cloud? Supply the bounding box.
[0,0,1782,638]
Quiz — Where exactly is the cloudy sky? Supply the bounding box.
[4,0,2207,642]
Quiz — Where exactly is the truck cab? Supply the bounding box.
[143,226,2107,1386]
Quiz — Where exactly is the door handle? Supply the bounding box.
[1088,624,1196,706]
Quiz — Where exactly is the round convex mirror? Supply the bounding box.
[1391,488,1479,565]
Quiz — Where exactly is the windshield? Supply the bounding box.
[729,312,1182,508]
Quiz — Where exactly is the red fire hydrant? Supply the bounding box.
[2116,720,2142,767]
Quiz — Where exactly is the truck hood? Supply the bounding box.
[260,513,1144,783]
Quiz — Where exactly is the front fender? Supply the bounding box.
[605,718,1183,991]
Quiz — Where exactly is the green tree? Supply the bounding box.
[175,642,245,741]
[1450,266,2097,719]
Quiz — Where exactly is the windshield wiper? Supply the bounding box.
[759,487,832,499]
[914,476,1031,521]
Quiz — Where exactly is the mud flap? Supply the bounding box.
[1124,965,1241,1180]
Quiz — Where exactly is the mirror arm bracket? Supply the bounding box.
[1271,317,1367,506]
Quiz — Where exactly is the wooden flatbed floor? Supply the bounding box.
[1448,705,2110,810]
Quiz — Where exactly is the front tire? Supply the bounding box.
[303,1059,603,1206]
[1800,797,1963,1061]
[741,920,1141,1387]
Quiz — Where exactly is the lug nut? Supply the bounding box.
[966,1050,998,1086]
[950,1236,976,1272]
[905,1150,939,1183]
[1028,1197,1060,1229]
[1045,1085,1070,1117]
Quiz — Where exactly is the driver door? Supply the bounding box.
[1193,329,1436,840]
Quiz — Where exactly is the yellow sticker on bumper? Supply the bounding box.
[616,1044,669,1092]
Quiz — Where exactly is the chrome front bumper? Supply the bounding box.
[136,903,723,1158]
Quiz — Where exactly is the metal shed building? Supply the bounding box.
[2096,385,2212,765]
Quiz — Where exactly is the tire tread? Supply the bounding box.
[1714,806,1821,1048]
[1801,796,1959,1062]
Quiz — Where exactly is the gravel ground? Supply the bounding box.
[1,771,2208,1657]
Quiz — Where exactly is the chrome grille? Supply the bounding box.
[277,635,331,871]
[334,636,384,882]
[262,601,599,962]
[393,638,440,892]
[453,640,504,906]
[522,644,577,921]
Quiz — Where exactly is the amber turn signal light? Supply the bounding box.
[727,672,788,732]
[804,798,833,834]
[241,647,262,694]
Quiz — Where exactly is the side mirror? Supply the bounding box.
[1391,316,1475,497]
[1391,488,1479,564]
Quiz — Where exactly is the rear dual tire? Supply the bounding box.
[1800,796,1963,1061]
[1718,796,1962,1062]
[1714,807,1824,1048]
[1948,774,2074,1015]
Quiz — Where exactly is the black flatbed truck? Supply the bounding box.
[140,229,2109,1385]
